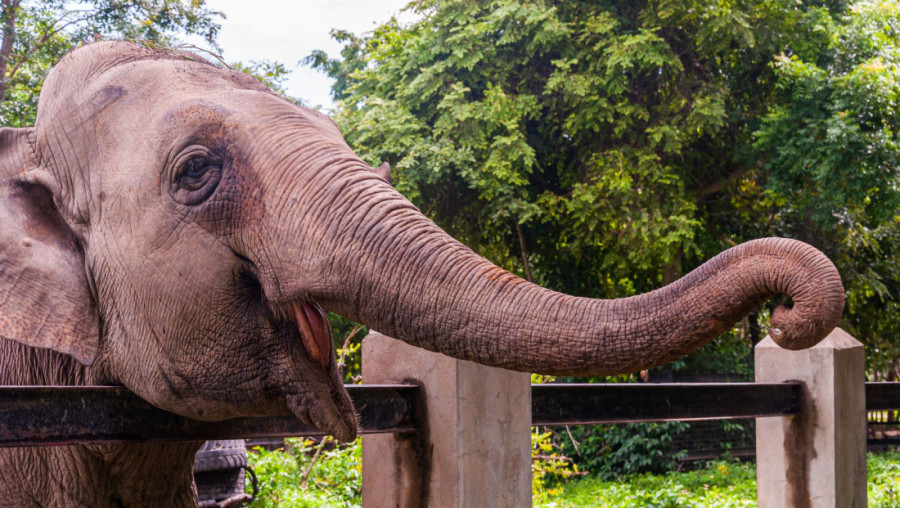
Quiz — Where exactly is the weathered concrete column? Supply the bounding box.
[361,331,531,508]
[755,327,866,508]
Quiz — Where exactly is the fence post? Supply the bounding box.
[755,327,866,507]
[360,331,532,508]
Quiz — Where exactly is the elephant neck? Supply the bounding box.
[0,442,200,507]
[0,337,88,385]
[0,338,201,507]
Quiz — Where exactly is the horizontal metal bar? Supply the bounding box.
[4,381,895,447]
[0,384,417,447]
[866,382,900,411]
[531,382,802,426]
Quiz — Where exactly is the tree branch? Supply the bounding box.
[697,165,747,199]
[300,439,328,487]
[6,3,152,83]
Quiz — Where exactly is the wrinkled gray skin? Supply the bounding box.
[0,42,844,506]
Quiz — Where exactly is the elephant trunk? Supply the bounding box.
[278,165,843,377]
[257,156,843,377]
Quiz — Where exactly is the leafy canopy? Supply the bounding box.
[312,0,900,373]
[0,0,223,127]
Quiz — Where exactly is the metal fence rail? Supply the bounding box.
[531,382,802,426]
[0,381,897,447]
[866,382,900,411]
[0,384,416,447]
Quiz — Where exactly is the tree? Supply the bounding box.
[310,0,900,373]
[0,0,223,127]
[753,0,900,377]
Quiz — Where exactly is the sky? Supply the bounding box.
[190,0,416,111]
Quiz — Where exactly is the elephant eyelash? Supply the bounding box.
[268,300,295,323]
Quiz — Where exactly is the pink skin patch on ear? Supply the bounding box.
[292,301,332,370]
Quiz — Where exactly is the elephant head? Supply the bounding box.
[0,42,844,442]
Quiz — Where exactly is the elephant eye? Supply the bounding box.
[172,147,223,206]
[180,157,216,190]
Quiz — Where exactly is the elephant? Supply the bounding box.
[0,41,844,506]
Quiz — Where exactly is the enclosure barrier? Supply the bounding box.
[0,385,417,446]
[0,383,823,440]
[361,329,893,508]
[0,328,898,507]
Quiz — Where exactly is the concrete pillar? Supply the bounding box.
[755,327,866,508]
[361,331,531,508]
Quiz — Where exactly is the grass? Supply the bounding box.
[246,441,900,508]
[537,450,900,507]
[870,450,900,507]
[536,458,757,508]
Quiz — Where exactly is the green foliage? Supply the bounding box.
[302,30,367,103]
[0,0,223,127]
[655,323,759,380]
[537,451,900,507]
[313,0,731,296]
[327,313,366,384]
[61,0,222,44]
[751,0,900,374]
[532,430,583,503]
[558,422,690,480]
[232,60,302,104]
[247,442,899,508]
[247,437,362,508]
[549,325,754,478]
[245,431,587,507]
[537,458,757,507]
[312,0,900,372]
[869,450,900,507]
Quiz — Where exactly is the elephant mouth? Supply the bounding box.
[291,300,333,371]
[283,299,359,442]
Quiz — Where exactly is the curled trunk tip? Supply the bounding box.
[757,238,844,350]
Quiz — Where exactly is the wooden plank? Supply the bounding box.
[531,382,801,426]
[0,384,416,447]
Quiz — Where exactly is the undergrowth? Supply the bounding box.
[536,450,900,507]
[246,438,900,508]
[247,437,361,508]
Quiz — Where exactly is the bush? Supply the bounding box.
[246,434,899,507]
[247,437,361,508]
[246,430,587,506]
[557,422,690,479]
[540,450,900,507]
[532,429,584,503]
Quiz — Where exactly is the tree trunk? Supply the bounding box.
[0,1,20,102]
[515,220,533,283]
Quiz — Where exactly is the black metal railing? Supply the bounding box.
[0,381,897,446]
[0,385,415,447]
[866,382,900,411]
[531,382,801,426]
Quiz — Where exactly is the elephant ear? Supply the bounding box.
[0,127,100,365]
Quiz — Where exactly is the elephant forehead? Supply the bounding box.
[38,42,266,125]
[39,41,345,151]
